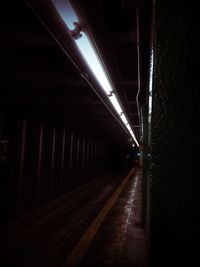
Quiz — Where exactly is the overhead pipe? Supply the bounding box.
[136,8,142,143]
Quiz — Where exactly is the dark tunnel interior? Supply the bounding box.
[1,0,200,266]
[1,0,146,223]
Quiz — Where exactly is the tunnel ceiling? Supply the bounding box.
[1,0,152,147]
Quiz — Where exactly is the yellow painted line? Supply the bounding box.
[62,167,136,267]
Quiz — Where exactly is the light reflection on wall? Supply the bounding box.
[148,48,154,124]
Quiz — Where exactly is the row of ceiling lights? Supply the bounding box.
[52,0,139,147]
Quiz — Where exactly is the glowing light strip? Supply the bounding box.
[120,113,128,125]
[126,123,131,132]
[75,33,112,95]
[130,131,139,147]
[51,0,139,146]
[52,0,79,30]
[109,93,123,115]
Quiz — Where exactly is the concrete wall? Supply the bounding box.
[149,0,200,265]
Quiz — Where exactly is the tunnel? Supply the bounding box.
[0,0,199,266]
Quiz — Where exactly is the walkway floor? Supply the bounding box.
[0,167,146,267]
[79,168,146,267]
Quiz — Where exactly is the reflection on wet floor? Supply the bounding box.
[80,169,146,267]
[0,168,146,267]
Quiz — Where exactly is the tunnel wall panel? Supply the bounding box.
[0,116,110,224]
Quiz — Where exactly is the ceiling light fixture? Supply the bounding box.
[126,124,132,132]
[120,113,128,125]
[51,0,139,146]
[108,93,123,115]
[75,33,113,95]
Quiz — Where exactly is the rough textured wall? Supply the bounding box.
[150,0,200,266]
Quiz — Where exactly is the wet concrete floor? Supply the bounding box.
[79,169,146,267]
[0,167,146,267]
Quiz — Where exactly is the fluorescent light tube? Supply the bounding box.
[51,0,139,146]
[75,33,113,95]
[52,0,113,95]
[52,0,79,30]
[109,94,123,115]
[130,132,139,147]
[120,113,128,125]
[126,124,131,132]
